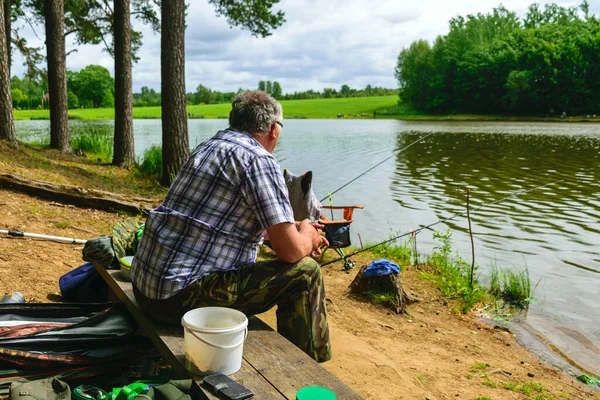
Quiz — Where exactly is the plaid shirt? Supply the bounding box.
[131,128,294,300]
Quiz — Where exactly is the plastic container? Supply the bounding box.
[181,307,248,376]
[296,386,336,400]
[119,256,134,281]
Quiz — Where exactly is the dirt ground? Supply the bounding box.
[1,189,598,400]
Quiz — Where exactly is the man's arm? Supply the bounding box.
[267,219,328,263]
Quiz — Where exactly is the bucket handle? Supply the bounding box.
[186,327,248,350]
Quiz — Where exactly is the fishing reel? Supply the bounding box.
[341,257,355,273]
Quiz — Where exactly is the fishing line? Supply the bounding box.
[320,179,564,267]
[319,132,435,202]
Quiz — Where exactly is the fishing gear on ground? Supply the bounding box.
[0,229,87,244]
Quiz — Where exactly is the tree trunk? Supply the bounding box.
[0,173,154,215]
[160,0,188,186]
[3,0,9,75]
[349,264,418,314]
[0,0,16,147]
[44,0,70,152]
[112,0,135,168]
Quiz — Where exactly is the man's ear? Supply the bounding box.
[269,122,278,139]
[301,171,313,196]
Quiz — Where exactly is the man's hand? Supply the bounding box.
[266,220,329,263]
[298,219,329,258]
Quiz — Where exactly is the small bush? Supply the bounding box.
[137,145,163,177]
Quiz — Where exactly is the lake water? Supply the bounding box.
[15,119,600,375]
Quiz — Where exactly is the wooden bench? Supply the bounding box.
[93,264,363,400]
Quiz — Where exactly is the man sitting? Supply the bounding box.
[130,91,331,362]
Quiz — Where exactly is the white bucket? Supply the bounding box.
[181,307,248,376]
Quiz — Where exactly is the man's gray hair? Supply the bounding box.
[229,91,282,135]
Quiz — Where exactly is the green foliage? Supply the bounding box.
[272,81,282,99]
[396,1,600,115]
[100,88,115,108]
[366,236,413,265]
[422,230,488,312]
[489,264,534,308]
[208,0,285,38]
[69,65,115,108]
[70,125,113,162]
[11,88,27,104]
[10,76,46,110]
[67,91,79,109]
[367,292,397,309]
[470,362,489,372]
[136,145,163,177]
[134,86,161,107]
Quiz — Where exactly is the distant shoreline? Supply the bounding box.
[12,95,600,123]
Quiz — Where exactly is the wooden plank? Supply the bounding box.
[94,266,285,399]
[95,265,362,399]
[244,318,364,400]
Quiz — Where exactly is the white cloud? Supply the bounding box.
[9,0,593,94]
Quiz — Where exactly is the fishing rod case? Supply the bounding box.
[0,302,154,395]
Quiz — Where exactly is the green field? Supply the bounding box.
[13,96,399,120]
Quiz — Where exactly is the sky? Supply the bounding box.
[10,0,599,94]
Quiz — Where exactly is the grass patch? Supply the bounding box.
[473,397,493,400]
[366,235,413,265]
[502,381,518,391]
[421,230,489,312]
[136,145,163,177]
[482,379,497,388]
[14,96,400,120]
[54,221,70,229]
[471,362,490,372]
[489,262,536,308]
[367,291,397,309]
[70,124,113,162]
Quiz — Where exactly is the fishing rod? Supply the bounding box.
[319,132,435,203]
[0,229,87,244]
[320,179,564,267]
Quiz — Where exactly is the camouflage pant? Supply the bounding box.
[133,257,332,363]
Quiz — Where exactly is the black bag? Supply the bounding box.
[0,303,153,395]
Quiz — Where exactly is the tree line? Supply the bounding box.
[11,65,398,110]
[395,1,600,116]
[11,64,116,110]
[0,0,284,185]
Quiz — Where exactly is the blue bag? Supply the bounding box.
[59,262,108,302]
[363,259,400,277]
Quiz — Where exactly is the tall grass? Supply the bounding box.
[422,230,488,312]
[136,145,162,177]
[489,264,534,308]
[365,229,534,312]
[366,234,413,265]
[70,125,113,162]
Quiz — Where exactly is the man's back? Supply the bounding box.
[131,128,294,300]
